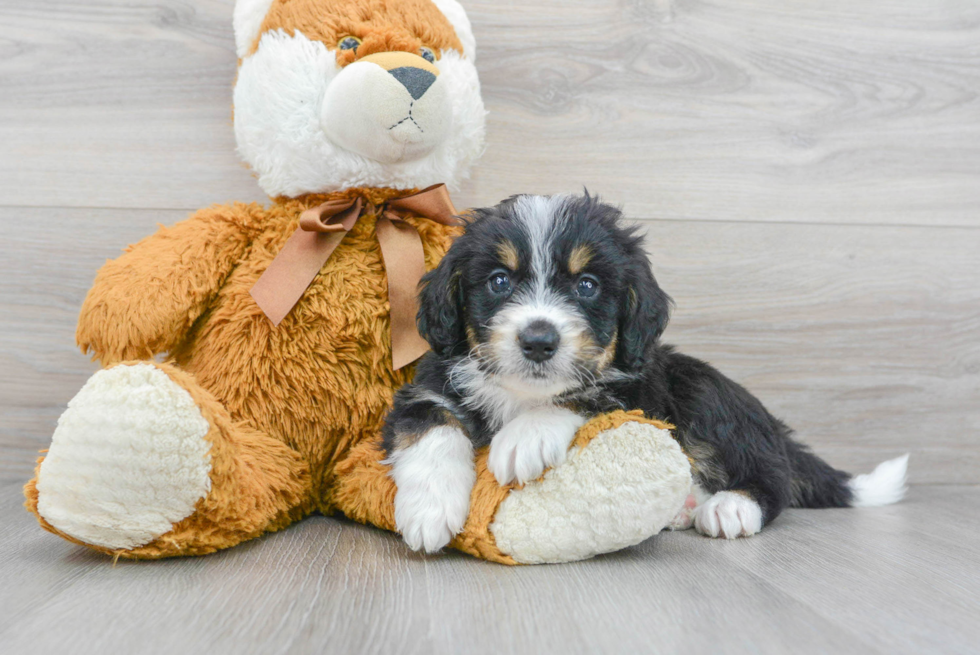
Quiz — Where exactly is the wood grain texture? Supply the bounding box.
[1,481,978,654]
[1,0,979,224]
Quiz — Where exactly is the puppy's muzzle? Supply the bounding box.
[519,320,560,363]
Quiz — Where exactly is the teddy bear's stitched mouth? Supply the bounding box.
[388,101,424,133]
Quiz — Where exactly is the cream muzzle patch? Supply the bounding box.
[321,52,452,163]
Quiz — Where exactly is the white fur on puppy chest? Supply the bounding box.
[35,364,213,550]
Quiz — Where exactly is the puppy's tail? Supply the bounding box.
[787,441,909,508]
[847,454,910,507]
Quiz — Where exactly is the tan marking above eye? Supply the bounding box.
[496,240,519,270]
[568,244,594,274]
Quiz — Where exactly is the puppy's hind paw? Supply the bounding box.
[694,491,763,539]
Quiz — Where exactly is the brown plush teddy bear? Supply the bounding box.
[24,0,692,565]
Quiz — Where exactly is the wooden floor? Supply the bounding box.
[1,0,978,653]
[2,482,979,654]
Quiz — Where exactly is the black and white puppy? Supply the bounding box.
[383,193,909,553]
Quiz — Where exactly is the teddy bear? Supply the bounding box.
[23,0,692,565]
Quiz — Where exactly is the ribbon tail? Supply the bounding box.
[250,227,347,326]
[375,216,431,370]
[386,184,461,226]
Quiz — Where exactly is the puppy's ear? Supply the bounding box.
[417,245,466,357]
[618,256,672,370]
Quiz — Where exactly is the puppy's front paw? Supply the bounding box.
[394,484,470,553]
[388,426,476,553]
[488,406,586,485]
[694,491,763,539]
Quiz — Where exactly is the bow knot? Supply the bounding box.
[250,184,460,370]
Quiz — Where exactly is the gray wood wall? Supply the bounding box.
[1,0,978,486]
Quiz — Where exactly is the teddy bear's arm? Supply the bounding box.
[76,203,263,364]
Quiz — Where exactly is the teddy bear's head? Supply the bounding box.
[233,0,485,198]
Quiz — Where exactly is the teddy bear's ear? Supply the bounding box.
[233,0,275,58]
[430,0,477,61]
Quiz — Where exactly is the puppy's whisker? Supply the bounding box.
[572,361,599,389]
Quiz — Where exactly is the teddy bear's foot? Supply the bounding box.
[27,362,314,558]
[33,363,214,550]
[487,414,692,564]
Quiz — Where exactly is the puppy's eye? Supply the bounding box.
[420,47,436,63]
[575,275,600,299]
[338,36,361,52]
[488,271,512,295]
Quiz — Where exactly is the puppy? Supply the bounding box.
[383,193,909,553]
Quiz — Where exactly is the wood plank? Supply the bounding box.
[466,0,980,226]
[0,0,266,210]
[2,207,977,485]
[2,481,978,654]
[1,1,978,226]
[712,487,980,654]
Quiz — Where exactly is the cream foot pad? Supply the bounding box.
[36,364,213,550]
[490,420,691,564]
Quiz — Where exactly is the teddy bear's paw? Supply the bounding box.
[489,419,692,564]
[487,406,586,486]
[35,363,213,551]
[693,491,763,539]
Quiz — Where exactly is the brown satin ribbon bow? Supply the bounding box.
[249,184,460,370]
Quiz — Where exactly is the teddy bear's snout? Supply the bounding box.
[359,51,441,101]
[319,50,452,164]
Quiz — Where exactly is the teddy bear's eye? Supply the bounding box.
[420,47,436,63]
[338,36,361,52]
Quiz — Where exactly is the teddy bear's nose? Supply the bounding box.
[356,52,441,101]
[387,67,436,100]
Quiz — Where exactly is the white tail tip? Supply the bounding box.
[848,454,909,507]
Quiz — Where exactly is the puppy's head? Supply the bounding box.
[418,193,671,398]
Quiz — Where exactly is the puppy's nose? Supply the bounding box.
[519,320,560,363]
[388,67,436,100]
